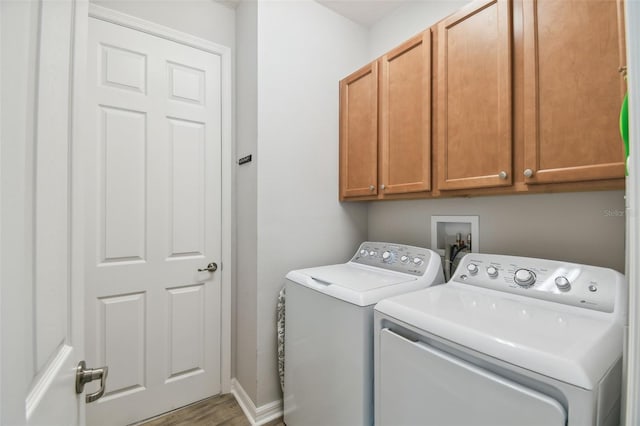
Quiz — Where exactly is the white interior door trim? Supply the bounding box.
[624,0,640,423]
[87,3,233,393]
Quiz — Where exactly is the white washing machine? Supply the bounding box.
[283,242,444,426]
[375,253,627,426]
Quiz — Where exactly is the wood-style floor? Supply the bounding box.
[137,393,285,426]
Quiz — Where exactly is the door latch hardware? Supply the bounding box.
[76,361,109,403]
[198,262,218,272]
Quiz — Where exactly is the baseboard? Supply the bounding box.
[230,378,283,425]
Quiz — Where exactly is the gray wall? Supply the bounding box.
[368,0,468,58]
[91,0,235,50]
[369,192,626,273]
[253,0,369,406]
[235,0,258,403]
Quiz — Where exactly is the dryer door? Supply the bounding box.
[378,328,567,426]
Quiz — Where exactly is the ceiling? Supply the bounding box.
[314,0,407,26]
[217,0,409,27]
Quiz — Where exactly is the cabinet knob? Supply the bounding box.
[369,185,375,192]
[498,171,508,180]
[524,168,534,178]
[380,184,386,190]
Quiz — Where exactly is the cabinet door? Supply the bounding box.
[379,31,432,195]
[339,62,379,199]
[436,0,513,190]
[523,0,626,184]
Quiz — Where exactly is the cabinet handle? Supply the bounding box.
[380,184,386,190]
[369,185,375,192]
[524,169,534,178]
[498,171,508,180]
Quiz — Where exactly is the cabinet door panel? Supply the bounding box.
[380,31,431,195]
[437,0,512,190]
[339,63,378,199]
[523,0,626,184]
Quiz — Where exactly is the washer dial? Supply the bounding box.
[555,276,571,291]
[486,266,498,278]
[382,251,395,263]
[514,269,536,287]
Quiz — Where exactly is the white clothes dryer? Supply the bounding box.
[375,253,627,426]
[283,242,444,426]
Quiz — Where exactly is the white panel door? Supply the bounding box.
[1,0,91,424]
[85,17,222,424]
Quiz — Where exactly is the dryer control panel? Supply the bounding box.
[351,242,435,277]
[452,253,626,315]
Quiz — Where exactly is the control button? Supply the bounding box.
[369,250,377,257]
[412,257,423,266]
[400,255,410,264]
[466,264,479,275]
[588,285,598,292]
[555,276,571,291]
[382,251,395,263]
[360,249,368,256]
[514,269,536,287]
[486,266,498,278]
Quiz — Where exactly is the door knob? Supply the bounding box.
[198,262,218,272]
[76,361,108,403]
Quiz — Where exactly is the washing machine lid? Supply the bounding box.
[286,263,428,307]
[375,283,623,390]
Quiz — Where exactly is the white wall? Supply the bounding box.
[366,0,626,273]
[368,0,468,58]
[253,0,369,406]
[91,0,235,49]
[235,0,259,403]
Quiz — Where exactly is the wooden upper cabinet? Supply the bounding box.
[379,31,432,196]
[436,0,513,190]
[522,0,626,184]
[339,62,378,200]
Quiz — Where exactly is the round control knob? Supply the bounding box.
[555,276,571,291]
[382,251,395,263]
[466,264,479,275]
[514,269,536,287]
[486,266,498,278]
[412,257,423,266]
[400,255,410,264]
[360,249,368,256]
[369,250,377,257]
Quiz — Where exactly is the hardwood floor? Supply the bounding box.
[136,393,285,426]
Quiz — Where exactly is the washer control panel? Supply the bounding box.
[351,242,434,276]
[453,253,625,314]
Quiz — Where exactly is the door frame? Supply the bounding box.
[86,4,234,394]
[624,0,640,423]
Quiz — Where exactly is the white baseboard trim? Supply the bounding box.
[231,378,283,426]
